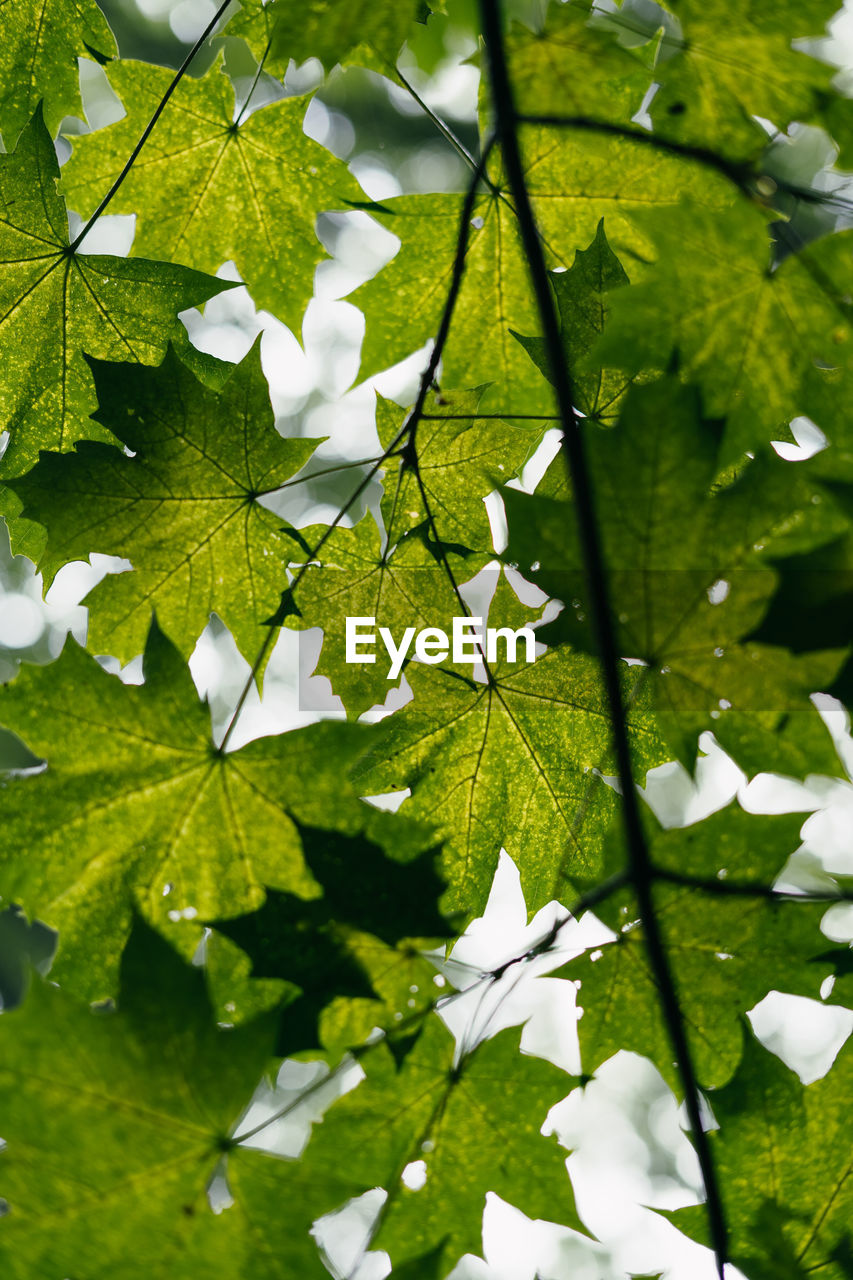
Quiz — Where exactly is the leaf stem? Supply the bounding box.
[393,66,482,176]
[256,453,389,497]
[232,1054,357,1146]
[233,35,272,130]
[68,0,233,253]
[478,2,728,1274]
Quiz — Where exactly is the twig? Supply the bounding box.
[656,868,853,903]
[217,139,495,752]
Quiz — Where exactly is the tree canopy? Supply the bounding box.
[2,0,853,1277]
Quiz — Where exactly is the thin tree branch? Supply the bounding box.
[69,0,233,253]
[656,867,853,903]
[477,2,728,1274]
[232,1054,357,1146]
[486,869,629,981]
[217,140,495,753]
[517,111,755,190]
[256,453,389,497]
[517,112,853,225]
[388,61,513,213]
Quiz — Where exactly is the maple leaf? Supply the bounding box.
[0,0,116,147]
[671,1029,853,1278]
[210,813,452,1055]
[226,0,432,76]
[0,917,362,1278]
[0,619,443,999]
[503,374,847,772]
[0,109,231,479]
[561,805,833,1089]
[61,57,362,333]
[512,219,639,424]
[648,0,841,159]
[12,340,321,664]
[302,1015,584,1270]
[354,575,667,915]
[595,201,853,467]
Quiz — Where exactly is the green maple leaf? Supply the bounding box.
[503,375,846,771]
[561,805,833,1089]
[289,387,532,715]
[378,386,533,549]
[288,515,472,717]
[11,341,320,665]
[497,0,652,120]
[595,202,853,466]
[209,813,452,1055]
[0,0,116,147]
[303,1016,584,1270]
[61,57,360,332]
[353,576,666,915]
[670,1030,853,1279]
[512,219,639,423]
[0,917,361,1278]
[353,127,731,412]
[226,0,432,76]
[0,109,230,481]
[0,619,401,999]
[649,0,840,159]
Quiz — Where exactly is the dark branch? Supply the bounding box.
[656,867,853,903]
[518,112,853,229]
[517,113,753,191]
[478,3,729,1274]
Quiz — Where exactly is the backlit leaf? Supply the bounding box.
[0,109,229,478]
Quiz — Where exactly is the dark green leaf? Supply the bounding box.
[0,619,396,998]
[0,916,361,1277]
[670,1029,853,1278]
[210,814,451,1054]
[595,203,853,466]
[512,219,638,423]
[303,1017,584,1269]
[12,341,320,664]
[503,375,846,770]
[227,0,432,75]
[0,0,116,146]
